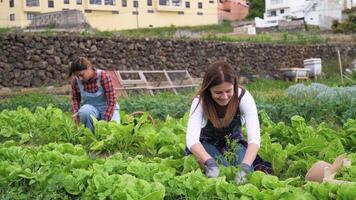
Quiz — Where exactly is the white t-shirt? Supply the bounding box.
[186,88,261,150]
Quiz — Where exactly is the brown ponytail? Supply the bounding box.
[68,57,92,78]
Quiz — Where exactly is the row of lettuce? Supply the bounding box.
[1,83,355,126]
[0,106,355,199]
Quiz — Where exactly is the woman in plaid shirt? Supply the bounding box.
[68,57,120,132]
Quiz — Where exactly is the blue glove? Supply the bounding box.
[235,163,254,184]
[204,158,220,178]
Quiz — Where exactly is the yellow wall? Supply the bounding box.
[0,0,218,30]
[0,0,28,27]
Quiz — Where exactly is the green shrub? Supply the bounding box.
[0,93,70,112]
[332,10,356,33]
[119,91,193,119]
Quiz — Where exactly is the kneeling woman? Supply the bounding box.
[68,57,120,132]
[186,61,263,184]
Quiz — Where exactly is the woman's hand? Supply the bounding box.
[235,163,254,184]
[72,112,79,127]
[204,158,220,178]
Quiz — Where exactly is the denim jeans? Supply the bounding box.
[78,104,120,132]
[201,141,247,167]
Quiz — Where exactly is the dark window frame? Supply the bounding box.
[185,1,190,8]
[133,0,138,7]
[89,0,101,5]
[48,0,54,7]
[10,13,15,21]
[198,2,202,9]
[159,0,167,5]
[26,0,40,6]
[104,0,116,5]
[121,0,127,7]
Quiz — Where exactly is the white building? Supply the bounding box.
[345,0,356,8]
[256,0,352,29]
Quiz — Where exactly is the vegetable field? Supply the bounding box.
[0,104,355,199]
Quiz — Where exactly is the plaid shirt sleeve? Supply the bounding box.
[101,71,117,121]
[71,78,81,117]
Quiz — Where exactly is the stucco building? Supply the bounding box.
[0,0,218,30]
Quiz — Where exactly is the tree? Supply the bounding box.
[246,0,265,20]
[332,8,356,34]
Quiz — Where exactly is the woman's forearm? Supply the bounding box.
[242,143,259,166]
[190,143,212,164]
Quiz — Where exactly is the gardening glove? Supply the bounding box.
[235,163,254,185]
[204,158,220,178]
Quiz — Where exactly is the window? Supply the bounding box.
[64,0,69,4]
[9,0,14,7]
[312,4,316,11]
[84,9,92,13]
[147,0,152,6]
[132,11,138,15]
[280,9,284,14]
[26,0,39,6]
[10,14,15,21]
[197,12,203,15]
[133,0,138,7]
[27,12,36,20]
[121,0,126,7]
[172,0,181,6]
[104,0,115,5]
[112,10,119,14]
[76,0,82,4]
[178,11,184,15]
[271,0,283,5]
[198,2,202,8]
[185,1,190,8]
[270,10,276,16]
[159,0,168,5]
[147,9,154,13]
[209,0,214,3]
[48,0,54,7]
[89,0,101,4]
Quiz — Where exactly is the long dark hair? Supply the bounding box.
[195,60,240,128]
[68,57,92,78]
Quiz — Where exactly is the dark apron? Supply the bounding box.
[186,88,273,174]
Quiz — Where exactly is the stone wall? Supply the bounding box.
[1,34,356,88]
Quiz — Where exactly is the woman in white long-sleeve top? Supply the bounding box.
[186,60,272,184]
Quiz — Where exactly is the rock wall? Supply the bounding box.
[1,34,355,87]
